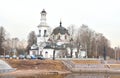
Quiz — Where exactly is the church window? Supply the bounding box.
[58,35,60,40]
[44,30,47,37]
[65,35,67,39]
[39,30,41,37]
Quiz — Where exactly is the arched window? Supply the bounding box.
[39,30,41,37]
[58,35,60,40]
[44,30,47,37]
[65,35,67,39]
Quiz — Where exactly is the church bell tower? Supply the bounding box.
[37,9,49,47]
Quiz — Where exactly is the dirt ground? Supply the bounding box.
[4,59,69,70]
[0,59,70,76]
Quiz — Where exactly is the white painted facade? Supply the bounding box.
[41,49,53,58]
[29,50,38,56]
[41,49,68,58]
[37,9,50,46]
[29,9,87,59]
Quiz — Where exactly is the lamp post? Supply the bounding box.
[2,47,5,58]
[52,43,56,60]
[118,47,120,60]
[115,47,117,60]
[70,38,73,58]
[103,46,106,60]
[53,48,55,60]
[96,41,98,58]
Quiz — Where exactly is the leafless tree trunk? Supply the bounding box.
[27,31,37,53]
[0,26,6,55]
[68,25,75,58]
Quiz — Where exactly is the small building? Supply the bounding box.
[29,44,38,56]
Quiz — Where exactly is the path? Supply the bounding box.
[62,60,109,73]
[0,59,15,73]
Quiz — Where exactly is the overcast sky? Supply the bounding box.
[0,0,120,47]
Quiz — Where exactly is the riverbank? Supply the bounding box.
[0,69,71,77]
[0,59,70,76]
[1,59,120,76]
[4,59,69,70]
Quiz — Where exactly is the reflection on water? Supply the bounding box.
[0,74,66,78]
[0,73,120,78]
[65,73,106,78]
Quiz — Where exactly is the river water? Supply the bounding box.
[0,73,120,78]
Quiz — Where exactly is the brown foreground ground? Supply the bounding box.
[0,59,70,76]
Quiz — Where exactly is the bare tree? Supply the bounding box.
[75,30,81,58]
[77,24,94,58]
[16,39,27,55]
[2,38,12,55]
[27,31,37,53]
[75,24,112,58]
[68,24,75,38]
[107,47,114,59]
[0,26,6,55]
[67,25,75,58]
[95,34,109,58]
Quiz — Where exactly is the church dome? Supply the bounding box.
[41,9,46,14]
[52,21,69,35]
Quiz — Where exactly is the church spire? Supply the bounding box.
[41,9,47,14]
[60,20,62,27]
[40,9,47,21]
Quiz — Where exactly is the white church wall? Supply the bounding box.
[61,35,65,40]
[72,49,77,58]
[29,50,38,56]
[42,49,54,58]
[67,48,87,58]
[42,49,65,59]
[38,27,49,37]
[79,51,87,58]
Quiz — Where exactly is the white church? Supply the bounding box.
[29,9,87,59]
